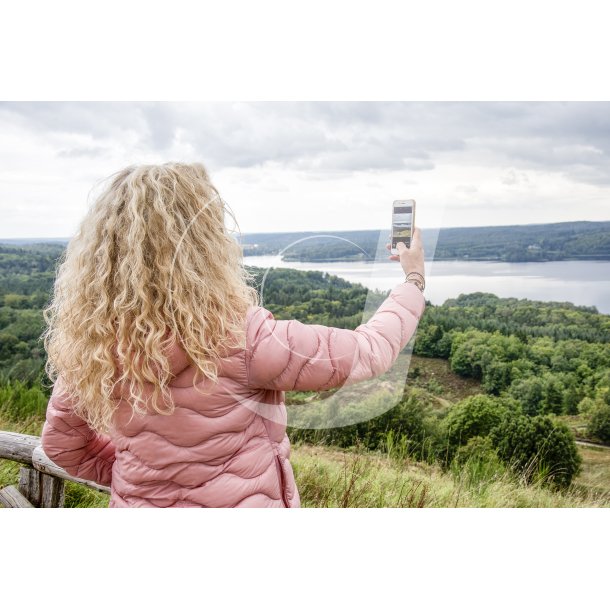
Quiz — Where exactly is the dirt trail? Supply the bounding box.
[575,438,610,450]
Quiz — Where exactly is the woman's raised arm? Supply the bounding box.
[245,281,426,392]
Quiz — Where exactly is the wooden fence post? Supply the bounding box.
[16,465,65,507]
[41,474,65,508]
[19,465,42,506]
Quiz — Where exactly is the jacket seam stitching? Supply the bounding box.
[268,320,294,387]
[292,330,322,390]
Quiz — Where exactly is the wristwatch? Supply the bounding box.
[404,271,425,293]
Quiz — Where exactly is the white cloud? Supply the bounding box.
[0,102,609,237]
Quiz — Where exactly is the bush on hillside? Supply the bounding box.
[439,394,520,465]
[452,436,506,484]
[587,403,610,443]
[490,414,581,488]
[577,396,596,414]
[454,435,499,466]
[413,324,444,357]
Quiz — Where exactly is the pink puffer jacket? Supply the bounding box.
[41,282,426,507]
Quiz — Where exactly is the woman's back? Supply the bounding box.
[42,283,425,507]
[39,162,426,508]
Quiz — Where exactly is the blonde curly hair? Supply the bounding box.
[42,162,259,435]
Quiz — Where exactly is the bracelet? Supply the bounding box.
[405,278,424,292]
[405,271,425,283]
[404,272,425,292]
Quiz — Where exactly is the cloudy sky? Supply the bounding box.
[1,101,609,238]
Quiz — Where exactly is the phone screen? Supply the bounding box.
[391,200,415,251]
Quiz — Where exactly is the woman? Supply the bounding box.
[40,162,426,508]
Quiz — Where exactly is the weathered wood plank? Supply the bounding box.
[32,446,111,495]
[19,465,42,506]
[0,485,35,508]
[0,431,39,464]
[40,475,65,508]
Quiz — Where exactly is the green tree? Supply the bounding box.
[541,372,565,415]
[509,376,545,416]
[413,323,443,357]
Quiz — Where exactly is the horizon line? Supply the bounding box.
[1,218,610,242]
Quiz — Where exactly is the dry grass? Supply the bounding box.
[291,443,610,508]
[2,413,610,508]
[573,445,610,496]
[409,355,483,404]
[556,413,590,438]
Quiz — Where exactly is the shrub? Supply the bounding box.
[409,366,421,380]
[482,361,513,395]
[436,329,457,359]
[452,436,506,485]
[490,415,581,489]
[594,369,610,406]
[509,372,581,416]
[587,403,610,443]
[439,394,519,465]
[561,382,583,415]
[454,436,499,466]
[577,396,596,414]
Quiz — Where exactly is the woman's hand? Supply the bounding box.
[386,227,425,278]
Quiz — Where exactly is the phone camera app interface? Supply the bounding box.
[392,203,413,248]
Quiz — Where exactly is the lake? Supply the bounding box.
[244,256,610,315]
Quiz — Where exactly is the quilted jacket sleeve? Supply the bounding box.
[246,281,426,392]
[40,378,116,487]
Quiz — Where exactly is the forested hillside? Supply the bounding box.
[1,242,609,506]
[0,243,63,382]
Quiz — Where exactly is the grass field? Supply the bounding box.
[291,444,610,507]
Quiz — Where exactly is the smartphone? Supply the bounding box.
[391,199,416,254]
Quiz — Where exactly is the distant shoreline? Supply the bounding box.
[245,254,610,264]
[2,218,610,244]
[3,218,610,264]
[2,241,610,264]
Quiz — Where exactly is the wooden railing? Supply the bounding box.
[0,431,110,508]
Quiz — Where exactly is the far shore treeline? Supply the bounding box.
[238,220,610,262]
[2,220,610,263]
